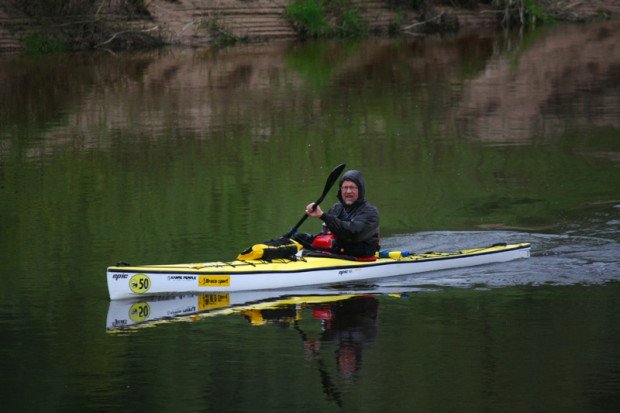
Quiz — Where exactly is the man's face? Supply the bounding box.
[340,180,359,206]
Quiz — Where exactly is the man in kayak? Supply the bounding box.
[299,169,380,259]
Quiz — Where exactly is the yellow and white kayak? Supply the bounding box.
[107,243,530,300]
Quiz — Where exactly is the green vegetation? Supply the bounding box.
[23,33,67,54]
[285,0,331,38]
[335,7,367,37]
[285,0,367,39]
[493,0,559,26]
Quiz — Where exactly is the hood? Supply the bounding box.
[337,169,366,206]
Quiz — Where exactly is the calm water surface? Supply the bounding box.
[1,20,619,412]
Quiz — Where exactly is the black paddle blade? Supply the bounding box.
[315,163,346,206]
[284,163,346,238]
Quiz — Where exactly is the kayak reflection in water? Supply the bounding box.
[297,169,381,259]
[240,295,379,406]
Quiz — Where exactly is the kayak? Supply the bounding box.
[106,242,530,300]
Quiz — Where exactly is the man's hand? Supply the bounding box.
[306,203,323,218]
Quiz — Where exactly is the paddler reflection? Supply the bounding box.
[241,295,378,384]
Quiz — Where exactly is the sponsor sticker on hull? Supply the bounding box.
[198,275,230,287]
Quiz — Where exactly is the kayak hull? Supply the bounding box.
[107,243,530,300]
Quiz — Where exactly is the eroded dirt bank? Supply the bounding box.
[1,0,620,53]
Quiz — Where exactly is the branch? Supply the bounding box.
[95,25,159,48]
[402,12,444,30]
[95,0,106,17]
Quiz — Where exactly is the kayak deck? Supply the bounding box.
[107,243,530,300]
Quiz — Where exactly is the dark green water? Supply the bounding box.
[1,20,619,412]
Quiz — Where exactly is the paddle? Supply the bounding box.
[284,163,346,238]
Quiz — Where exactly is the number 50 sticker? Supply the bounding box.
[129,273,151,294]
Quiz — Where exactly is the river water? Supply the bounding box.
[1,21,619,412]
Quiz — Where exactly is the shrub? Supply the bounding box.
[335,8,367,37]
[285,0,331,38]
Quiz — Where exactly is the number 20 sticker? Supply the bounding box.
[129,274,151,294]
[129,302,151,323]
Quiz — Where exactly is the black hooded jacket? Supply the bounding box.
[320,170,380,257]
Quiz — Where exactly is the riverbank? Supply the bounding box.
[1,0,619,54]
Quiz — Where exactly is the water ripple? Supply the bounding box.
[376,211,620,290]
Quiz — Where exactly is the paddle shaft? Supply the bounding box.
[284,163,345,238]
